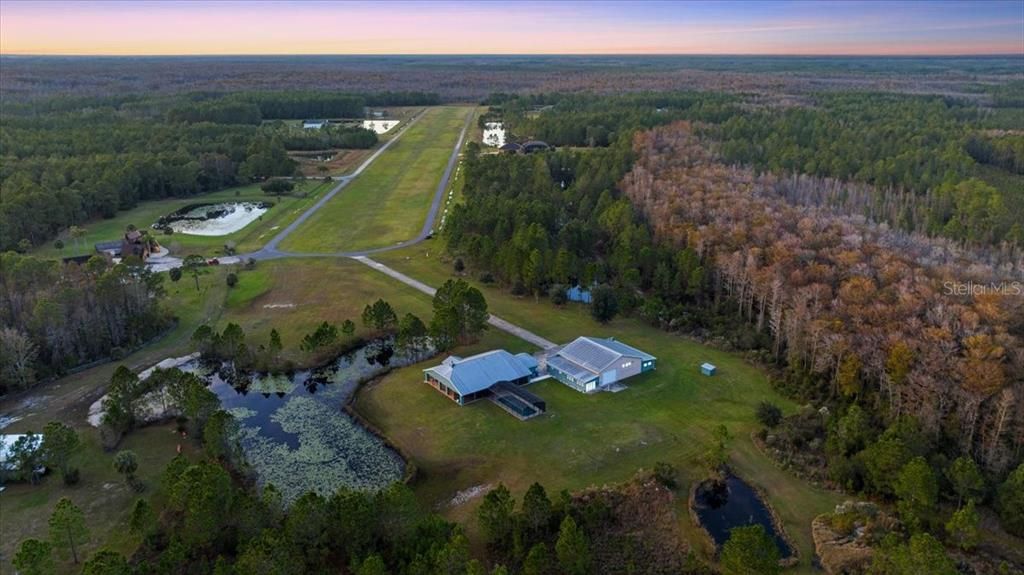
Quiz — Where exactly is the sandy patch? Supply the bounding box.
[87,353,200,427]
[447,483,494,508]
[483,122,505,147]
[362,120,400,134]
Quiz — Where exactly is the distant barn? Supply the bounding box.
[302,119,329,129]
[499,142,522,154]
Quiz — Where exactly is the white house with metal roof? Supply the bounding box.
[546,336,656,393]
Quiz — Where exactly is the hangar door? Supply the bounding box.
[600,370,617,386]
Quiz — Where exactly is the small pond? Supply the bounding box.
[692,474,794,558]
[155,201,271,236]
[483,121,506,147]
[180,338,432,503]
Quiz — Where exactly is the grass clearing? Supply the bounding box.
[281,106,471,253]
[33,180,334,260]
[0,424,199,574]
[358,245,842,571]
[214,258,438,364]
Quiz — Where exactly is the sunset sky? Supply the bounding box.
[1,0,1022,56]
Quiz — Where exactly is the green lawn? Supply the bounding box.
[281,106,472,253]
[33,180,334,260]
[215,258,440,365]
[358,245,842,571]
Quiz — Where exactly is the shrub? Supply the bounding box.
[549,284,567,306]
[479,272,495,284]
[169,267,182,282]
[653,461,677,489]
[453,258,465,273]
[54,239,64,250]
[226,273,238,287]
[756,402,783,428]
[63,467,80,486]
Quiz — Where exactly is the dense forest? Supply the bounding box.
[2,55,1020,102]
[491,92,1024,249]
[0,91,434,252]
[444,93,1024,562]
[0,253,169,394]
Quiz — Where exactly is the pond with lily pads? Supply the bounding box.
[180,338,433,502]
[155,201,272,236]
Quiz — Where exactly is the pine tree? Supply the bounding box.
[554,515,590,575]
[48,497,89,564]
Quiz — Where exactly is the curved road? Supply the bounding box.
[223,107,556,350]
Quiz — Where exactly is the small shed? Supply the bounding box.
[701,363,717,376]
[565,285,592,304]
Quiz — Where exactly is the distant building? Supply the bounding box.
[546,337,656,393]
[499,142,522,154]
[94,230,152,260]
[520,140,550,153]
[565,285,593,304]
[121,230,151,259]
[701,363,717,376]
[302,119,329,129]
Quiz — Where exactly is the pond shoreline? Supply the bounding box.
[201,339,436,502]
[688,472,800,567]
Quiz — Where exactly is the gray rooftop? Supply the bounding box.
[425,350,534,396]
[554,337,656,376]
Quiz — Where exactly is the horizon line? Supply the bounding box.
[3,52,1022,58]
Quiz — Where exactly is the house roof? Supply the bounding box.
[514,352,539,371]
[553,337,656,376]
[499,142,522,151]
[425,349,534,396]
[701,363,716,370]
[95,240,122,252]
[547,354,597,382]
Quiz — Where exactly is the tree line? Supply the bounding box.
[0,90,436,252]
[0,253,170,395]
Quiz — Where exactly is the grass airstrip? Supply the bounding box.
[280,106,472,253]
